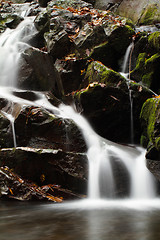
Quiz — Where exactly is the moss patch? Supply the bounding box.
[139,4,160,25]
[148,32,160,52]
[85,61,127,89]
[140,97,160,150]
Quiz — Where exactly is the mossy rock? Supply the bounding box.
[148,31,160,52]
[90,25,135,70]
[84,61,128,90]
[130,52,147,82]
[139,4,160,25]
[140,97,160,148]
[142,53,160,92]
[140,97,160,159]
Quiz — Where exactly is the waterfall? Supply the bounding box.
[0,7,157,202]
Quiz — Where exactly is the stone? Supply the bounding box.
[18,47,61,92]
[14,105,86,153]
[0,147,88,194]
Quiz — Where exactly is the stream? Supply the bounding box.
[1,200,160,240]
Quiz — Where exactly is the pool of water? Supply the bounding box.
[1,199,160,240]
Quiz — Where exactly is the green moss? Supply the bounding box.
[85,61,127,88]
[139,4,160,25]
[141,53,160,90]
[148,32,160,52]
[140,98,160,149]
[130,53,147,82]
[142,72,154,88]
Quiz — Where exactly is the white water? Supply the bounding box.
[121,42,134,73]
[0,16,37,87]
[0,9,157,201]
[120,42,135,144]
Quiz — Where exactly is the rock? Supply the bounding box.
[54,58,87,95]
[140,97,160,159]
[131,52,160,94]
[18,47,61,93]
[0,166,81,201]
[0,13,23,31]
[142,54,160,93]
[14,105,86,153]
[38,0,50,8]
[47,0,93,10]
[0,147,88,194]
[74,61,154,143]
[130,52,147,82]
[90,25,135,71]
[0,112,13,148]
[84,61,128,89]
[34,10,50,36]
[117,0,160,25]
[44,29,74,60]
[94,0,122,11]
[148,31,160,53]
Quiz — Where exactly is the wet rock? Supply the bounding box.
[0,166,81,201]
[54,58,87,95]
[0,13,23,31]
[90,25,135,70]
[34,10,50,35]
[74,62,153,143]
[0,147,88,194]
[18,47,61,92]
[0,112,13,148]
[14,105,86,153]
[44,29,74,60]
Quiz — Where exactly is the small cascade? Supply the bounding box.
[59,104,115,199]
[0,16,37,87]
[121,42,134,74]
[120,42,135,144]
[131,147,156,199]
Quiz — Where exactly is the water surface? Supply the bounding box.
[1,199,160,240]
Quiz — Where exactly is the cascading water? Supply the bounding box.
[120,42,135,144]
[0,5,157,202]
[0,11,37,147]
